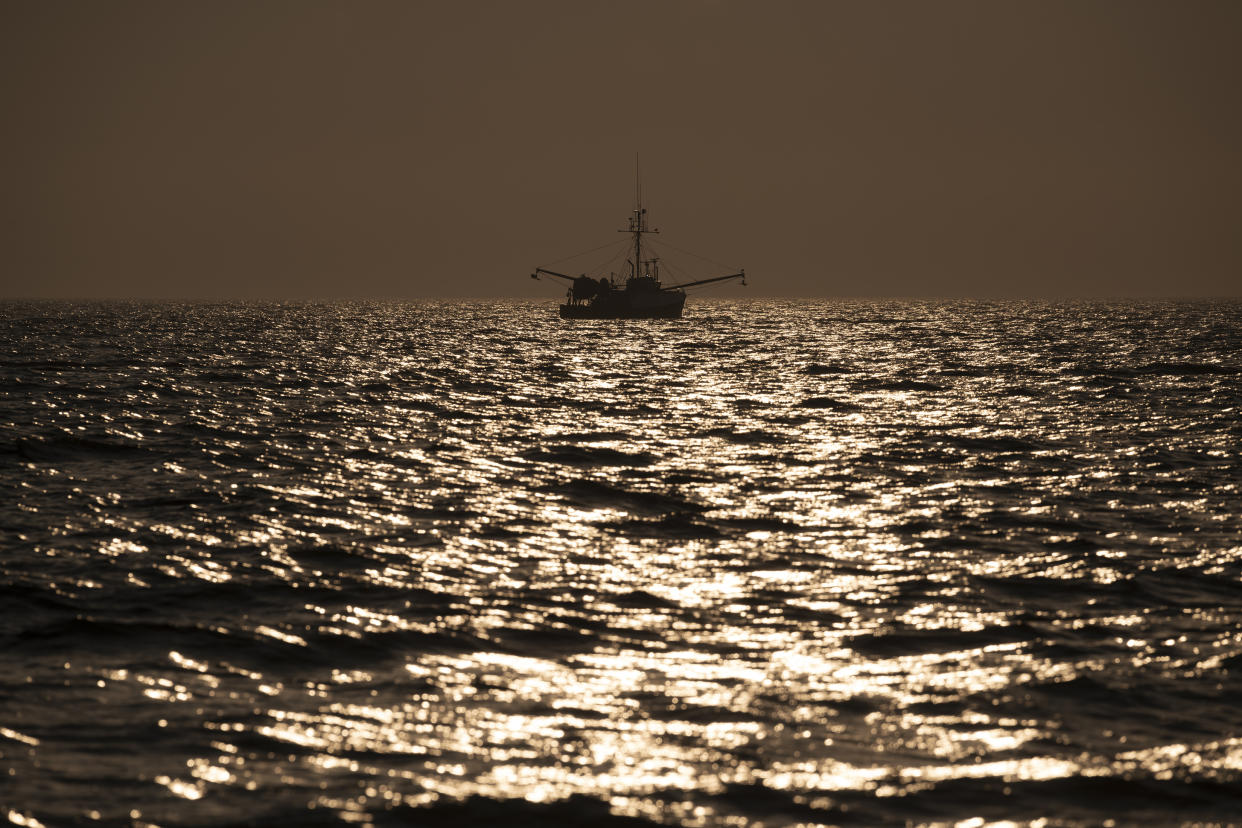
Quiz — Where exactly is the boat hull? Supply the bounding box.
[559,290,686,319]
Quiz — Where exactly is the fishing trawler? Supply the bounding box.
[530,173,745,319]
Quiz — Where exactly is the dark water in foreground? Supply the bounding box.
[2,299,1241,827]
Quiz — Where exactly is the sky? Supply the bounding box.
[2,0,1239,299]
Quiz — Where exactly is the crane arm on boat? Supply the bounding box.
[662,270,746,291]
[531,267,575,282]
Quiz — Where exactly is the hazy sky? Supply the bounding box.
[3,0,1239,299]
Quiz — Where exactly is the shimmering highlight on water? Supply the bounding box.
[2,299,1241,826]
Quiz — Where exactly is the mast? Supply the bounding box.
[634,153,642,279]
[625,153,656,280]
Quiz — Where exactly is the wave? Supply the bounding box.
[799,396,861,411]
[699,427,780,445]
[804,362,853,375]
[853,377,947,392]
[848,622,1039,657]
[522,445,658,467]
[545,479,707,515]
[1135,361,1238,376]
[372,795,666,827]
[598,513,722,539]
[14,433,157,463]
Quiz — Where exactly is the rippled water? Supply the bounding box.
[3,299,1241,827]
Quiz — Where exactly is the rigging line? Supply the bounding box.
[643,239,716,280]
[643,238,699,272]
[658,257,712,288]
[538,237,631,269]
[587,244,631,278]
[646,248,690,280]
[645,236,739,273]
[651,253,677,274]
[666,262,698,283]
[668,265,718,289]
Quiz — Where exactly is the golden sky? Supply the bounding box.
[3,0,1239,298]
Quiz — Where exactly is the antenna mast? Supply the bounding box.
[621,154,657,280]
[634,154,642,279]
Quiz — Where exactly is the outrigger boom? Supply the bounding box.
[663,271,746,291]
[531,267,745,293]
[531,268,574,282]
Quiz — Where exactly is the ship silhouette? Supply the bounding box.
[531,165,745,319]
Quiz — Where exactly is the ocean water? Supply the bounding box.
[2,298,1241,827]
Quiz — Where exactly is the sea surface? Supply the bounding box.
[2,299,1241,827]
